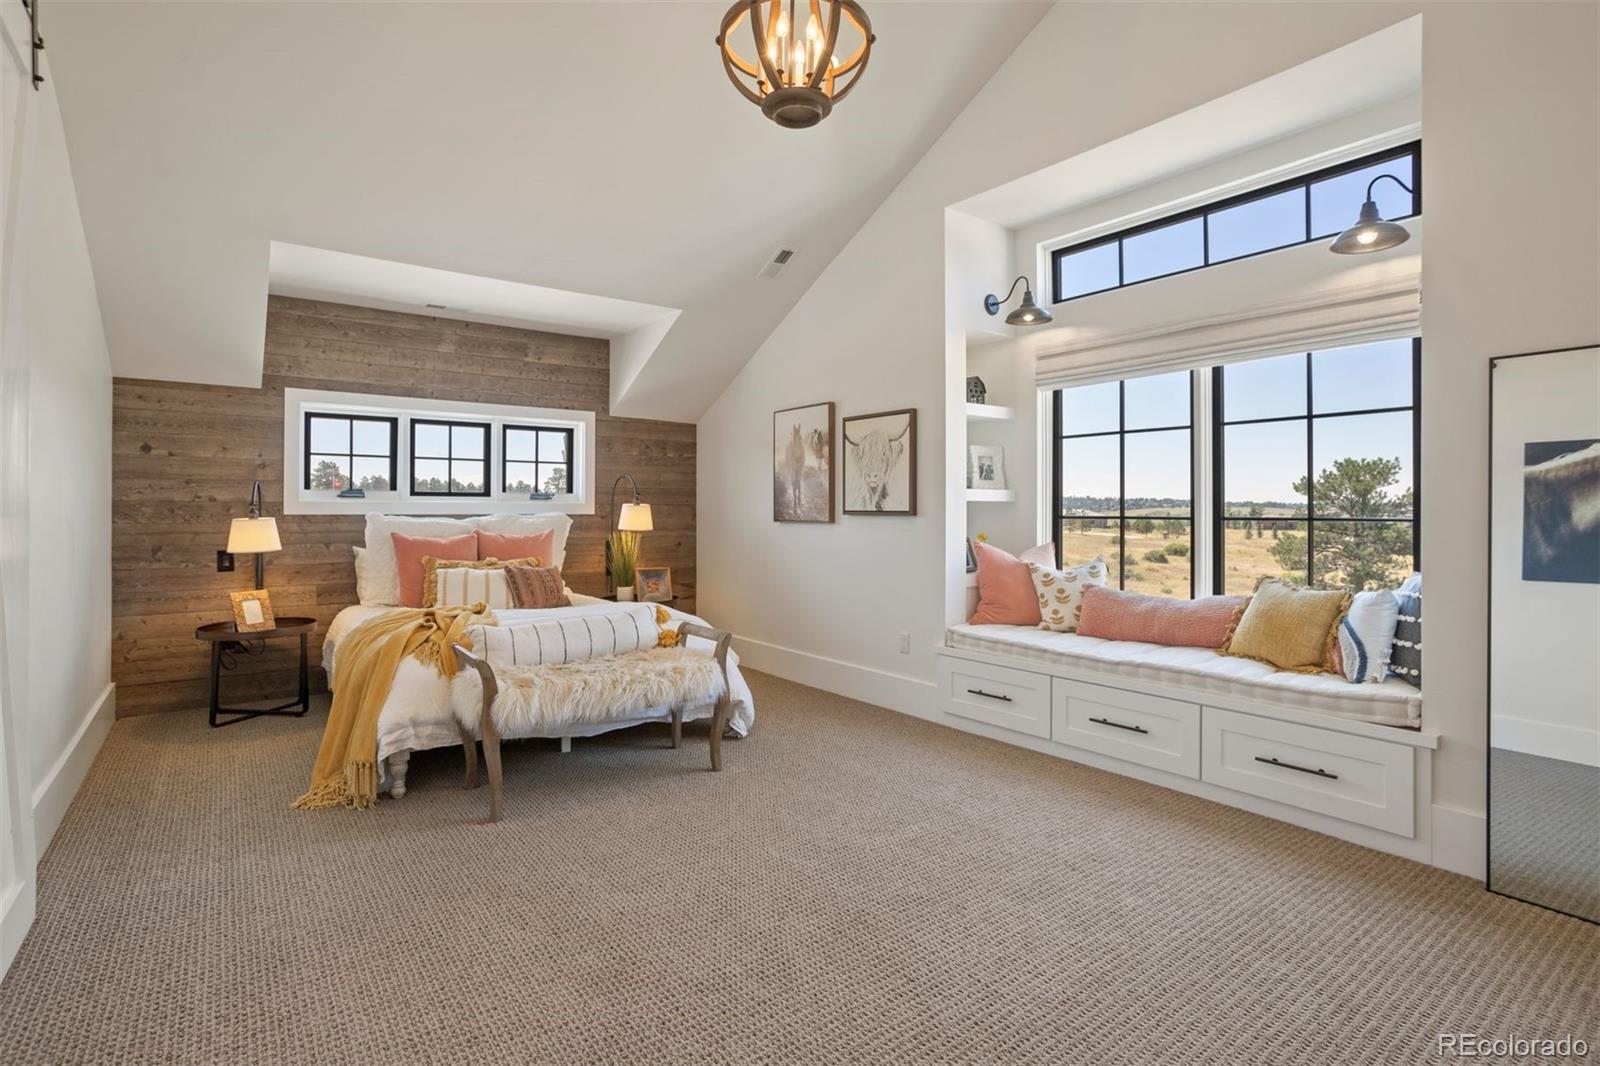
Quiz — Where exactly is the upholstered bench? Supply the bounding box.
[450,623,735,822]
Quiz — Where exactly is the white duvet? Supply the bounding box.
[322,594,755,766]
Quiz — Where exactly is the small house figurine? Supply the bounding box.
[966,375,987,404]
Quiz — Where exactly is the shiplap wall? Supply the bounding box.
[112,296,695,718]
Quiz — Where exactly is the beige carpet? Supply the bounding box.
[1,671,1595,1065]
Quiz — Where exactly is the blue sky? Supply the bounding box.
[1060,339,1414,506]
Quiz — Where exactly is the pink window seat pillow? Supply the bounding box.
[478,528,555,568]
[392,531,478,608]
[1075,585,1248,649]
[968,541,1043,626]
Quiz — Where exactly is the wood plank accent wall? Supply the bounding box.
[112,296,695,718]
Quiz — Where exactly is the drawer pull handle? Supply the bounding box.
[966,688,1013,703]
[1088,716,1148,735]
[1255,755,1338,780]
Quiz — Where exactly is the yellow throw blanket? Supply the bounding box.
[292,604,493,811]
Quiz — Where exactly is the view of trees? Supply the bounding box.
[310,459,389,492]
[1270,456,1411,590]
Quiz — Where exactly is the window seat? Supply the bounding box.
[945,624,1421,730]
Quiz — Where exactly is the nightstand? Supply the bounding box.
[194,616,315,728]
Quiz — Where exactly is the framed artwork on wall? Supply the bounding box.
[842,408,916,515]
[773,402,835,523]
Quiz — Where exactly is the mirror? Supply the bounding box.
[1487,345,1600,923]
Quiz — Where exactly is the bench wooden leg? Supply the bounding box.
[457,722,478,790]
[482,710,504,823]
[709,695,732,771]
[670,707,683,749]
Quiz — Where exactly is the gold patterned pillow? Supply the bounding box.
[1027,557,1109,632]
[1220,577,1351,673]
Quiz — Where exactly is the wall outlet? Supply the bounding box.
[898,632,911,655]
[216,550,235,573]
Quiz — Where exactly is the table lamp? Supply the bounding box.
[226,480,282,589]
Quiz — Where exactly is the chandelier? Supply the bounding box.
[717,0,875,129]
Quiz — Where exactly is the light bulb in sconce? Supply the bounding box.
[1329,173,1415,255]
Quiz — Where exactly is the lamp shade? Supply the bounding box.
[1329,199,1412,254]
[616,502,653,532]
[1005,287,1053,326]
[227,516,282,554]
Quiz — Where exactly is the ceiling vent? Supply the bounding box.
[758,248,795,279]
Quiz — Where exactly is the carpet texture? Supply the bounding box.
[1,671,1596,1065]
[1489,746,1600,921]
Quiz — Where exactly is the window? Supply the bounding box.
[411,419,490,497]
[1217,339,1418,593]
[1054,371,1194,597]
[1051,143,1420,304]
[304,413,396,493]
[503,425,574,497]
[1050,338,1420,598]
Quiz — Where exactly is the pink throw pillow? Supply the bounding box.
[1075,585,1248,648]
[968,541,1042,626]
[477,528,555,568]
[392,532,478,608]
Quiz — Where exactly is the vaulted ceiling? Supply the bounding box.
[48,1,1048,421]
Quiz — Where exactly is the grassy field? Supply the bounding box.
[1060,523,1409,597]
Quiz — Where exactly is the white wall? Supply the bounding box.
[698,1,1599,868]
[0,31,114,864]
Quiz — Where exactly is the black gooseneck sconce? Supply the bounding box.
[983,276,1053,326]
[1329,173,1415,254]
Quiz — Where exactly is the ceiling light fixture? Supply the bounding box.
[1329,174,1415,254]
[717,0,874,130]
[984,276,1053,327]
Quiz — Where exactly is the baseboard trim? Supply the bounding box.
[1431,803,1486,880]
[730,637,936,718]
[31,682,115,860]
[1490,716,1599,767]
[0,879,34,985]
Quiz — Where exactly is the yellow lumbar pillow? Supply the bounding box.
[1221,577,1351,674]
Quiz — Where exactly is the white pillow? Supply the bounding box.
[361,514,575,608]
[1027,556,1109,632]
[1337,588,1400,683]
[433,564,514,611]
[352,546,386,606]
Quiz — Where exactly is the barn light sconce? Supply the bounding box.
[1329,174,1414,254]
[983,276,1052,326]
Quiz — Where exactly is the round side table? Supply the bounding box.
[194,616,316,728]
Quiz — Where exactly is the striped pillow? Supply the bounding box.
[424,556,540,611]
[1388,572,1421,687]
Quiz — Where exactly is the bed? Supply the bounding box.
[325,594,756,796]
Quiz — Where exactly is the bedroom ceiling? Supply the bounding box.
[46,1,1048,422]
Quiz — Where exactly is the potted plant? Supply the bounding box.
[609,529,640,601]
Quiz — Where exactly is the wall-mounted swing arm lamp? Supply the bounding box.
[983,276,1052,326]
[1329,173,1415,254]
[222,480,282,590]
[604,474,654,593]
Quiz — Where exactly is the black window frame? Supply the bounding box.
[1212,338,1421,593]
[1052,373,1197,597]
[303,412,398,493]
[501,424,576,497]
[1051,141,1422,304]
[410,418,492,498]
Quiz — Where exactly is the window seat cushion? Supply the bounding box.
[946,623,1421,729]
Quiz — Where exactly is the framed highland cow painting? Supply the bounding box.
[843,408,916,516]
[773,402,834,523]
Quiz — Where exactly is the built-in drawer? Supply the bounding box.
[1053,678,1200,779]
[941,658,1051,739]
[1202,707,1415,837]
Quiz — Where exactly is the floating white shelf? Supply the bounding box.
[965,402,1015,422]
[966,488,1016,503]
[965,572,979,588]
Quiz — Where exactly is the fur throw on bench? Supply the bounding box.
[450,646,728,735]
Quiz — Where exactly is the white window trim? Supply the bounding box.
[282,388,596,516]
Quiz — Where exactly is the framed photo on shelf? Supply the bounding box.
[636,566,674,602]
[968,444,1007,490]
[229,589,276,632]
[966,538,978,573]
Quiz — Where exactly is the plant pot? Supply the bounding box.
[617,586,636,602]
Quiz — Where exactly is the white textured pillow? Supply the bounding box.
[1336,589,1400,683]
[1027,557,1109,632]
[352,546,386,606]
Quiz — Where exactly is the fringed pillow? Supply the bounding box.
[504,564,571,610]
[1221,578,1349,674]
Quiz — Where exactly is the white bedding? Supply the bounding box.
[323,594,755,765]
